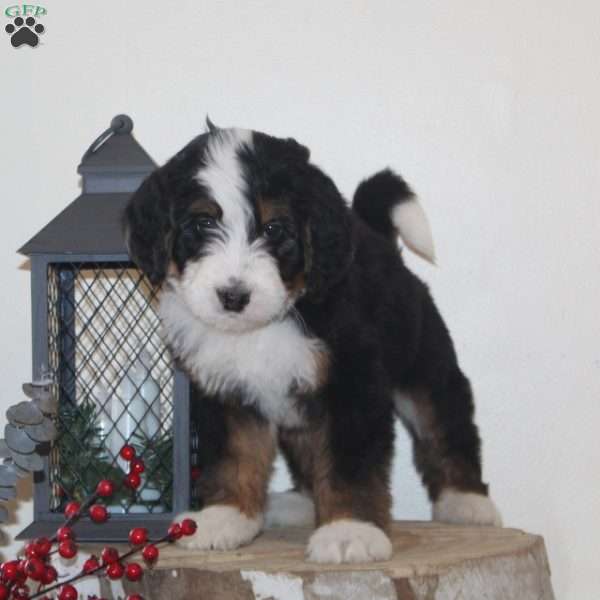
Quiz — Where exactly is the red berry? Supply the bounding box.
[0,584,8,600]
[124,472,141,489]
[58,539,77,559]
[42,565,57,584]
[129,458,145,474]
[33,537,52,558]
[120,445,136,461]
[126,595,144,600]
[190,466,201,481]
[1,561,19,582]
[128,527,148,546]
[101,547,119,565]
[181,518,197,536]
[58,584,77,600]
[11,585,29,600]
[64,501,81,519]
[96,479,116,498]
[125,562,143,582]
[89,504,109,523]
[167,523,182,540]
[106,562,124,580]
[14,562,27,584]
[141,544,159,564]
[23,557,46,581]
[83,556,100,574]
[56,526,74,541]
[24,542,38,559]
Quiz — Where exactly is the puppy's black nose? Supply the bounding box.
[216,285,251,313]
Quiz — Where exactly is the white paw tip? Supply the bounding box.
[433,490,503,527]
[306,519,393,564]
[175,506,263,551]
[265,491,316,528]
[391,199,436,264]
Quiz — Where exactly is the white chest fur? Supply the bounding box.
[158,288,326,427]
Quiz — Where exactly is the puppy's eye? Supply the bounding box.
[196,217,217,231]
[263,221,284,242]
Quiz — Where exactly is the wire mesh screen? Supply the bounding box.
[47,262,174,514]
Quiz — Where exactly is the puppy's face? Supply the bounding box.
[172,130,306,332]
[125,127,353,333]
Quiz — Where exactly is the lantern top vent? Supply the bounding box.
[77,114,156,190]
[19,114,156,257]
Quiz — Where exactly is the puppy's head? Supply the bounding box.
[124,126,353,333]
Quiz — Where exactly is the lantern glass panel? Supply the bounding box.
[46,262,174,514]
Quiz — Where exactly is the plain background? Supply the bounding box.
[2,1,599,597]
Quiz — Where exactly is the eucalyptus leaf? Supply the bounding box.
[6,401,44,426]
[5,425,37,454]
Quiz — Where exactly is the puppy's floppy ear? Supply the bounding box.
[124,172,172,286]
[303,171,354,301]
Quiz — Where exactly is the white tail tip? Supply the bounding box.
[391,199,436,264]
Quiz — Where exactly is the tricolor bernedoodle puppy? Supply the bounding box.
[124,123,502,564]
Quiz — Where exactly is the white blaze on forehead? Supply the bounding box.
[196,128,254,233]
[180,127,290,337]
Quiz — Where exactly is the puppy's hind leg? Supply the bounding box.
[266,428,317,529]
[395,368,502,527]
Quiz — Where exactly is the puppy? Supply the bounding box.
[124,124,501,564]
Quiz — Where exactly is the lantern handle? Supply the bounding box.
[81,114,134,162]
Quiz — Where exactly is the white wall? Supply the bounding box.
[2,1,599,597]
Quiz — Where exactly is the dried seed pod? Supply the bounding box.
[0,440,10,459]
[12,462,30,478]
[0,487,17,501]
[24,418,57,443]
[33,393,58,415]
[10,449,44,472]
[5,425,37,454]
[7,401,44,426]
[0,464,18,486]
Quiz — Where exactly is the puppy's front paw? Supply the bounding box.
[175,507,263,551]
[306,519,392,564]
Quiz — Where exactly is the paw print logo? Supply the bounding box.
[5,16,45,48]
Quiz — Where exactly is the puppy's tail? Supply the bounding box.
[352,169,435,264]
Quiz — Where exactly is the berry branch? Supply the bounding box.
[0,445,197,600]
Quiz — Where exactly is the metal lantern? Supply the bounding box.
[17,115,191,541]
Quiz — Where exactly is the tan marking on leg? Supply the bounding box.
[202,408,276,519]
[398,388,487,501]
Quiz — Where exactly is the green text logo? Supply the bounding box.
[5,4,46,18]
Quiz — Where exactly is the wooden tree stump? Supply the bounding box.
[96,522,555,599]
